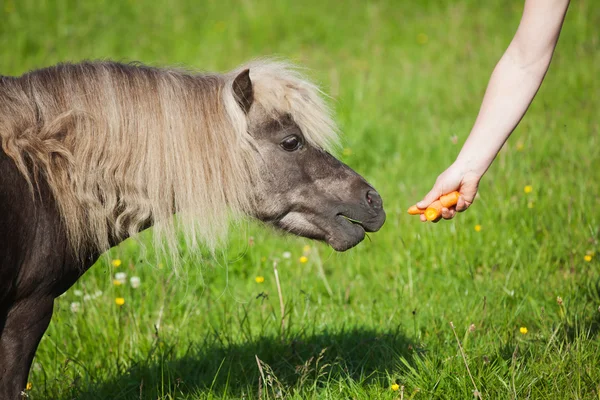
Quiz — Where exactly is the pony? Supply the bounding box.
[0,59,385,398]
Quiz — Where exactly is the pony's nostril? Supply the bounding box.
[366,190,382,209]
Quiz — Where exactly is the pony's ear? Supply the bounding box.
[232,69,253,113]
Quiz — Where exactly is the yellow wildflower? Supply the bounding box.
[4,0,15,14]
[391,383,400,391]
[115,297,125,306]
[303,245,311,253]
[112,279,122,286]
[584,254,592,262]
[111,259,122,267]
[26,382,32,390]
[519,326,528,334]
[255,276,265,283]
[214,21,226,33]
[416,33,428,45]
[524,185,533,194]
[299,256,308,263]
[474,225,482,232]
[516,141,525,151]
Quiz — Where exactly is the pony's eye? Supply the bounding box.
[280,135,302,152]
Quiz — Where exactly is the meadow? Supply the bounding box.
[1,0,599,398]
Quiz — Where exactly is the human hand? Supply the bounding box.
[415,162,481,222]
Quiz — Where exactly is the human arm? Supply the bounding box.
[416,0,570,221]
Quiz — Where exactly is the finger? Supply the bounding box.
[456,196,468,212]
[417,186,442,209]
[441,207,456,220]
[419,214,427,222]
[446,208,457,219]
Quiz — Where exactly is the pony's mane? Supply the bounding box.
[0,60,339,260]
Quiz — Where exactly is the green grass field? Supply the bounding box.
[2,0,600,398]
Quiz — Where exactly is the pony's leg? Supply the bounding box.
[0,295,54,399]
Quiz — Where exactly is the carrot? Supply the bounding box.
[439,191,460,208]
[407,191,461,221]
[424,200,444,221]
[407,205,424,215]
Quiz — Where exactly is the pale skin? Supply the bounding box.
[416,0,571,222]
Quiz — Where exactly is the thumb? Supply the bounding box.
[416,185,442,209]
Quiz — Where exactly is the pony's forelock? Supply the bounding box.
[228,60,340,153]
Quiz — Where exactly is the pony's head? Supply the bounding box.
[223,62,385,251]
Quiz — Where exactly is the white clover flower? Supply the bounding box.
[130,276,141,289]
[93,290,103,298]
[70,302,81,313]
[282,251,291,259]
[73,290,83,297]
[83,294,92,301]
[115,272,127,285]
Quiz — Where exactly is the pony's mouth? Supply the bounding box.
[327,209,386,251]
[264,206,385,252]
[337,214,365,227]
[336,210,386,233]
[325,213,368,252]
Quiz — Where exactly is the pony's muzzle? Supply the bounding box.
[333,186,386,243]
[366,190,383,210]
[360,188,386,232]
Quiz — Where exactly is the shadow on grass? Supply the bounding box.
[63,327,414,399]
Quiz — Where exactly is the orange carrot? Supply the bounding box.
[424,200,444,221]
[407,191,461,221]
[407,205,424,215]
[440,191,460,208]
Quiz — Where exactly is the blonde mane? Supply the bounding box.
[0,60,339,259]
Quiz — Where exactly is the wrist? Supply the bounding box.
[453,153,489,179]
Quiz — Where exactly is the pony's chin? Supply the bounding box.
[272,212,366,252]
[324,215,367,252]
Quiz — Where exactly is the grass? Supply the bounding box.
[2,0,600,398]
